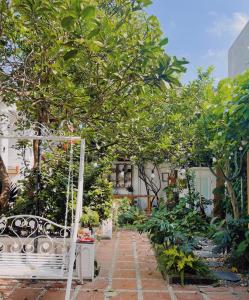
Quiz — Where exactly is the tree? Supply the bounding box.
[0,0,187,135]
[111,70,212,201]
[0,0,187,208]
[190,70,249,219]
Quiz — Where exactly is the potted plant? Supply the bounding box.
[80,207,100,235]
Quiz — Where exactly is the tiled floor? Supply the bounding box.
[0,231,248,300]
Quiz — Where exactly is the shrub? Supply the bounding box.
[80,207,100,228]
[9,148,78,224]
[158,246,210,285]
[212,214,249,270]
[7,147,113,225]
[137,196,210,252]
[86,177,113,221]
[115,197,147,227]
[118,206,146,227]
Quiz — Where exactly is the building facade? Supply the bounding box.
[228,21,249,77]
[112,161,215,215]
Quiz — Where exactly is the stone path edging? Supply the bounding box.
[132,233,143,300]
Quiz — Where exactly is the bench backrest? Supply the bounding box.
[0,215,72,255]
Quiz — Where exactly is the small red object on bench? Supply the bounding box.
[77,237,95,243]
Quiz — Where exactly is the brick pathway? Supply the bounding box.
[0,231,248,300]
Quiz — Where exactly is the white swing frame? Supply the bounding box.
[0,135,85,300]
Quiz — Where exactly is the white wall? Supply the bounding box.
[7,138,34,183]
[228,21,249,77]
[0,102,34,183]
[191,167,216,216]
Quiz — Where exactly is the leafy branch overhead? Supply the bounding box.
[0,0,187,142]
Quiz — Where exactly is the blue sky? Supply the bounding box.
[146,0,249,83]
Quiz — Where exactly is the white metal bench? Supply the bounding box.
[0,215,72,279]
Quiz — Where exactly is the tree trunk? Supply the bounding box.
[33,139,39,168]
[33,109,48,168]
[0,154,10,209]
[213,165,225,218]
[226,180,240,220]
[138,163,161,200]
[211,164,240,220]
[186,171,193,201]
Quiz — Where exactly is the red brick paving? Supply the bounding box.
[109,291,137,300]
[112,278,137,290]
[113,269,136,278]
[76,291,103,300]
[207,294,238,300]
[141,278,167,290]
[143,291,171,300]
[41,290,67,300]
[7,288,44,300]
[0,230,248,300]
[175,292,204,300]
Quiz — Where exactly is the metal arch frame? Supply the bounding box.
[66,138,85,300]
[0,135,85,300]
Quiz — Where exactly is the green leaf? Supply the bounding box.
[81,6,96,19]
[63,49,78,60]
[93,40,104,47]
[236,241,248,256]
[159,38,168,47]
[167,75,181,87]
[88,27,100,39]
[116,19,125,30]
[177,58,189,65]
[61,16,75,30]
[137,0,153,7]
[159,79,170,91]
[88,39,104,52]
[113,72,123,80]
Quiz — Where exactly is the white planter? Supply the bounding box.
[76,242,95,282]
[101,218,112,239]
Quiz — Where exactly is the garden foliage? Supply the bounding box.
[137,192,211,283]
[115,197,147,228]
[212,214,249,270]
[80,206,100,228]
[158,246,210,285]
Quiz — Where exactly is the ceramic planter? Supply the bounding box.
[76,241,95,282]
[101,218,112,239]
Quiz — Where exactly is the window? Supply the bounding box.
[110,163,132,188]
[162,172,169,183]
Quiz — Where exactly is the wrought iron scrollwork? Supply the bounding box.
[0,215,71,254]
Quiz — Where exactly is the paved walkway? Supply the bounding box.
[0,231,248,300]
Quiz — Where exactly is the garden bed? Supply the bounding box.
[152,244,218,286]
[162,272,217,285]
